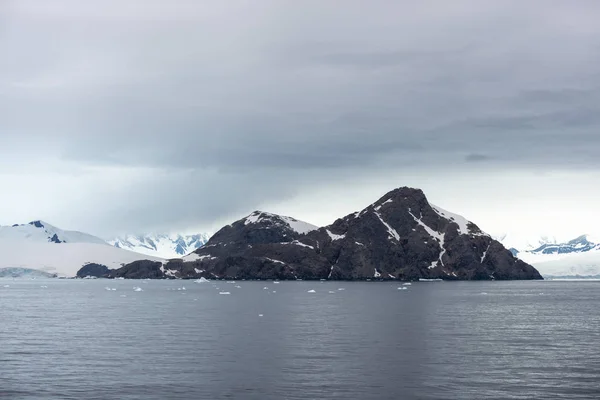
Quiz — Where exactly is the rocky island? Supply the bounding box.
[78,187,543,281]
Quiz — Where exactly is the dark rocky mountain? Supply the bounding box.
[82,187,542,280]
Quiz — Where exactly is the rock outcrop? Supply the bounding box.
[82,187,543,280]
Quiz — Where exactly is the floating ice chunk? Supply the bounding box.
[328,291,335,294]
[3,285,9,288]
[403,283,412,286]
[120,294,127,297]
[194,277,210,283]
[227,281,236,284]
[263,287,269,290]
[40,285,48,288]
[235,285,242,288]
[480,292,488,295]
[219,292,231,295]
[397,287,408,290]
[258,314,264,317]
[133,287,143,292]
[307,289,316,293]
[337,288,345,291]
[273,281,280,284]
[272,291,277,293]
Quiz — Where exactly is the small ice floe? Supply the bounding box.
[120,294,127,297]
[219,292,231,295]
[328,291,335,294]
[307,289,316,293]
[397,287,408,290]
[337,288,345,291]
[480,292,488,295]
[539,293,544,295]
[403,283,412,286]
[272,291,277,293]
[258,314,264,317]
[235,285,242,289]
[177,287,186,291]
[273,281,280,284]
[227,281,236,284]
[263,287,269,290]
[3,285,9,288]
[194,277,210,283]
[40,285,48,288]
[133,287,143,292]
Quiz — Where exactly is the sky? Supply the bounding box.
[1,0,600,242]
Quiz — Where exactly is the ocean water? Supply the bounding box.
[1,279,599,399]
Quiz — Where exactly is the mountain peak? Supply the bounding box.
[242,211,318,234]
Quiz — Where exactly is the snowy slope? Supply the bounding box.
[0,241,163,278]
[0,221,107,245]
[109,233,210,259]
[430,203,488,236]
[244,211,318,234]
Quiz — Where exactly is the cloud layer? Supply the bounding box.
[2,0,600,237]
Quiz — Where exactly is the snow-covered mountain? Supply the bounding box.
[0,221,161,277]
[0,220,107,245]
[527,235,600,255]
[108,233,211,259]
[498,234,600,278]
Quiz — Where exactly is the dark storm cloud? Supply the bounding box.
[2,0,600,234]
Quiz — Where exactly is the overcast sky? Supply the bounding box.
[2,0,600,242]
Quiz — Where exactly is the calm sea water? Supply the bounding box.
[1,279,599,399]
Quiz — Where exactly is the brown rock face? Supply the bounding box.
[93,187,542,280]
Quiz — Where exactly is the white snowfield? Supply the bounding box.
[527,251,600,278]
[0,241,163,278]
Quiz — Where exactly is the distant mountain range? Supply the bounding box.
[8,189,599,280]
[83,187,542,281]
[497,234,600,279]
[108,233,210,259]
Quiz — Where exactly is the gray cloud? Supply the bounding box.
[2,0,600,235]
